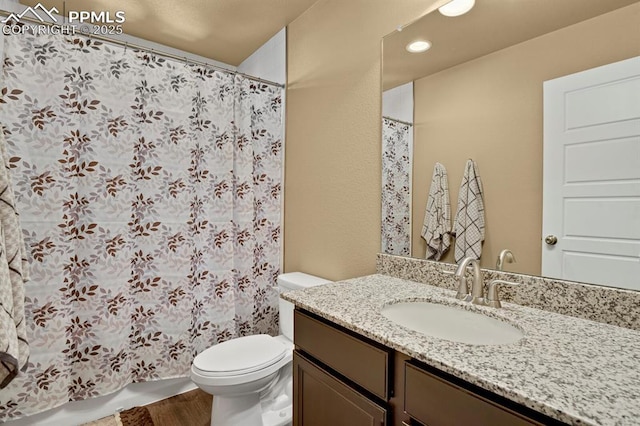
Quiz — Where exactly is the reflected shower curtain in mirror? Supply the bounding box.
[381,118,412,256]
[0,30,283,420]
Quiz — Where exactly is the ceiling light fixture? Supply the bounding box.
[406,40,432,53]
[438,0,475,17]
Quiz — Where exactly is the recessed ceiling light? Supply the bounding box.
[439,0,475,17]
[406,40,432,53]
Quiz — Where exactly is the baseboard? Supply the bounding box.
[5,377,197,426]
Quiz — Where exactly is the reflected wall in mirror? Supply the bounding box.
[381,0,640,289]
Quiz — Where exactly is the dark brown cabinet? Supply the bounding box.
[294,309,391,399]
[404,362,544,426]
[293,351,387,426]
[293,308,564,426]
[293,309,392,426]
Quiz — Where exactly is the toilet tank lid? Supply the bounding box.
[277,272,332,290]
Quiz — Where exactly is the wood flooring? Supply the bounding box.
[84,389,212,426]
[145,389,213,426]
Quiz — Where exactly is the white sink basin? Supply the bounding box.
[381,301,523,345]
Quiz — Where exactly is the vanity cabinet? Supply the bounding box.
[293,308,565,426]
[293,309,393,425]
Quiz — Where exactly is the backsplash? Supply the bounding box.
[377,253,640,331]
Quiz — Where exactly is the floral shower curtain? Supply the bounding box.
[0,30,283,420]
[381,118,412,256]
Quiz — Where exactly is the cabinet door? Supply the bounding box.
[293,351,387,426]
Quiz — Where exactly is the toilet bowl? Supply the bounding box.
[190,272,332,426]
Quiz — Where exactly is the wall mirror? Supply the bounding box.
[381,0,640,289]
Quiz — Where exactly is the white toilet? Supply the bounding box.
[190,272,332,426]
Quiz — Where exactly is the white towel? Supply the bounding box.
[0,132,30,389]
[453,159,485,262]
[421,163,451,260]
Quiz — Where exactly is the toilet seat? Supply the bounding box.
[191,334,291,387]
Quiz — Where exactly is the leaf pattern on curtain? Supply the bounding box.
[381,118,412,256]
[0,31,283,420]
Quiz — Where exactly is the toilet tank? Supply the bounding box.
[278,272,332,341]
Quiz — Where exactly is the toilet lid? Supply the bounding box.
[193,334,287,376]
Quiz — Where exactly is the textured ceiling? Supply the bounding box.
[383,0,640,90]
[18,0,320,66]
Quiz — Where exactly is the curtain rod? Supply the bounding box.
[383,116,413,127]
[0,11,285,89]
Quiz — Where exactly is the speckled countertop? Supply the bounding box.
[281,274,640,426]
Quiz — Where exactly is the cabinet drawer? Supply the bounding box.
[293,351,387,426]
[405,363,544,426]
[294,309,390,400]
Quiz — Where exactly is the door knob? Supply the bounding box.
[544,235,558,245]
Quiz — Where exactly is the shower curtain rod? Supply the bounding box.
[0,11,285,89]
[383,116,413,127]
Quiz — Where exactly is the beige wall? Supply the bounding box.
[412,3,640,275]
[285,0,450,280]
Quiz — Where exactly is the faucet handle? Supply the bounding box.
[486,279,520,308]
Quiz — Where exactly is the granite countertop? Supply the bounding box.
[281,274,640,426]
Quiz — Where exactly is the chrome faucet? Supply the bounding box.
[454,257,484,305]
[496,249,516,271]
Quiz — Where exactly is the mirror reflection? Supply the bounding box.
[381,0,640,289]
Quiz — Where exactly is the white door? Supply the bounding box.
[542,56,640,290]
